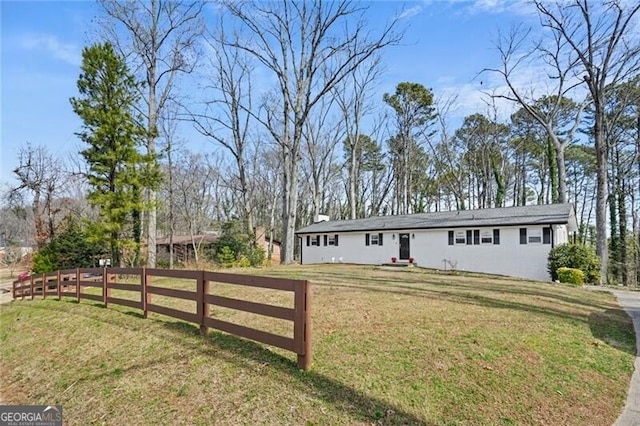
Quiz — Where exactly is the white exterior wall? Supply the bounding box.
[300,224,571,282]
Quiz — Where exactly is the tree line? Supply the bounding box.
[1,0,639,285]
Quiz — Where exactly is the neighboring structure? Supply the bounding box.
[296,203,578,281]
[156,228,282,265]
[255,227,282,265]
[156,233,219,264]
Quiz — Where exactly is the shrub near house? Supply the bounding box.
[557,267,585,286]
[547,243,600,283]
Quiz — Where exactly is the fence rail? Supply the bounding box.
[12,267,312,370]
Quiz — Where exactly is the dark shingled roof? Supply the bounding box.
[296,203,578,234]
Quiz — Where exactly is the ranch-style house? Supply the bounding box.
[296,203,578,281]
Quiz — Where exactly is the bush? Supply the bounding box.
[32,217,107,273]
[547,243,600,283]
[217,246,236,268]
[211,221,265,267]
[557,267,584,286]
[32,251,56,274]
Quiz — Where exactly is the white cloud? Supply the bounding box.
[396,5,424,20]
[20,33,80,66]
[471,0,535,16]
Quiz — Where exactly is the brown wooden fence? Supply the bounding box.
[12,268,312,370]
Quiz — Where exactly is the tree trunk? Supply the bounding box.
[168,144,174,270]
[618,182,628,285]
[281,145,299,264]
[547,137,558,203]
[595,108,609,284]
[555,142,567,204]
[349,136,358,219]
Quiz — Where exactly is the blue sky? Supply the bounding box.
[0,0,537,188]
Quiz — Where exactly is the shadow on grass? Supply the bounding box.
[305,267,614,312]
[11,301,431,424]
[162,321,433,426]
[588,309,637,356]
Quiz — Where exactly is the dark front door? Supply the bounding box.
[399,233,410,260]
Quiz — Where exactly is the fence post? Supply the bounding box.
[198,270,210,335]
[141,268,148,319]
[76,268,81,303]
[57,270,62,301]
[294,281,312,370]
[40,274,45,300]
[103,267,109,307]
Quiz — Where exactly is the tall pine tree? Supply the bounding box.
[70,42,155,266]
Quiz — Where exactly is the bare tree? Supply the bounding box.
[485,23,585,205]
[191,22,255,236]
[532,0,640,282]
[99,0,204,267]
[171,149,221,265]
[334,55,383,219]
[158,101,185,269]
[301,96,344,221]
[222,0,401,263]
[11,144,64,248]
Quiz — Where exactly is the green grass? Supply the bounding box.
[0,264,635,425]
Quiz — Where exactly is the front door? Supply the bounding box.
[399,233,410,260]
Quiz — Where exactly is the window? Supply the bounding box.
[543,227,551,245]
[365,233,383,246]
[520,228,527,244]
[481,230,493,244]
[455,231,466,244]
[528,229,542,244]
[328,235,338,246]
[311,235,320,246]
[493,229,500,245]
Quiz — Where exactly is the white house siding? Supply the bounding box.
[300,224,571,282]
[301,232,395,265]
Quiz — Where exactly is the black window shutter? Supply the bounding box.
[335,235,339,246]
[323,235,328,246]
[306,235,310,246]
[365,234,370,246]
[379,233,383,246]
[543,227,551,244]
[448,231,454,245]
[520,228,527,244]
[466,230,472,245]
[473,230,480,245]
[493,229,500,245]
[316,235,320,246]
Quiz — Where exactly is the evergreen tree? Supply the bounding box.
[32,217,107,273]
[70,42,157,266]
[383,82,436,214]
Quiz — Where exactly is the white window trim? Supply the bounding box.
[480,230,493,244]
[528,229,542,244]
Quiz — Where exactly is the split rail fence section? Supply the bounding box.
[12,268,312,370]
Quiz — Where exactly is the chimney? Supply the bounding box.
[313,214,330,223]
[255,227,267,246]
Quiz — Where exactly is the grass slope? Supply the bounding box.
[0,265,635,425]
